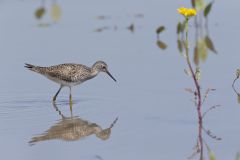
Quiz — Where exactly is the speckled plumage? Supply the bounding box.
[25,61,116,102]
[26,63,94,86]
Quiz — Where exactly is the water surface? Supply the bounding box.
[0,0,240,159]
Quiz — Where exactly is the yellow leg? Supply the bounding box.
[69,87,73,104]
[69,87,73,114]
[69,102,73,116]
[53,85,63,102]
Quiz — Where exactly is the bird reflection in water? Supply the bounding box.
[29,102,118,145]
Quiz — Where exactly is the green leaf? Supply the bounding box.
[177,39,183,53]
[195,0,205,11]
[209,150,216,160]
[156,26,165,34]
[205,36,217,53]
[184,69,192,77]
[236,69,240,78]
[204,2,213,17]
[193,45,199,65]
[156,40,167,50]
[197,39,208,62]
[237,94,240,104]
[191,0,196,7]
[51,3,62,22]
[236,152,240,160]
[127,24,135,33]
[177,22,182,34]
[195,67,201,81]
[35,7,45,19]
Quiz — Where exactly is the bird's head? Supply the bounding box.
[92,61,117,82]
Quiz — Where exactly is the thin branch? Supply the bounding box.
[202,126,222,140]
[202,105,221,119]
[202,88,216,105]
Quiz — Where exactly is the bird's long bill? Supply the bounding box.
[106,71,117,82]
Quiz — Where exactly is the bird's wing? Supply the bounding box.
[46,64,90,82]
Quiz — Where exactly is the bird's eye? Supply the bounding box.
[102,65,106,69]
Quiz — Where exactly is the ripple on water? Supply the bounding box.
[0,93,68,134]
[0,92,104,135]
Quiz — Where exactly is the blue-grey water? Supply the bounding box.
[0,0,240,159]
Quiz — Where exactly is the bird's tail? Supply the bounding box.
[24,63,43,74]
[28,135,50,146]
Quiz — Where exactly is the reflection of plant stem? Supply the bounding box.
[185,18,203,159]
[232,77,239,95]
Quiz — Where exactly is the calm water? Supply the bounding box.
[0,0,240,159]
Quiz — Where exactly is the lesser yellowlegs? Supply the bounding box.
[25,61,116,102]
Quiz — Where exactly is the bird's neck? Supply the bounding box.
[90,69,100,77]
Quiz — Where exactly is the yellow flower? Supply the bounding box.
[178,7,197,18]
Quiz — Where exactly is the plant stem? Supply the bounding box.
[185,18,203,159]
